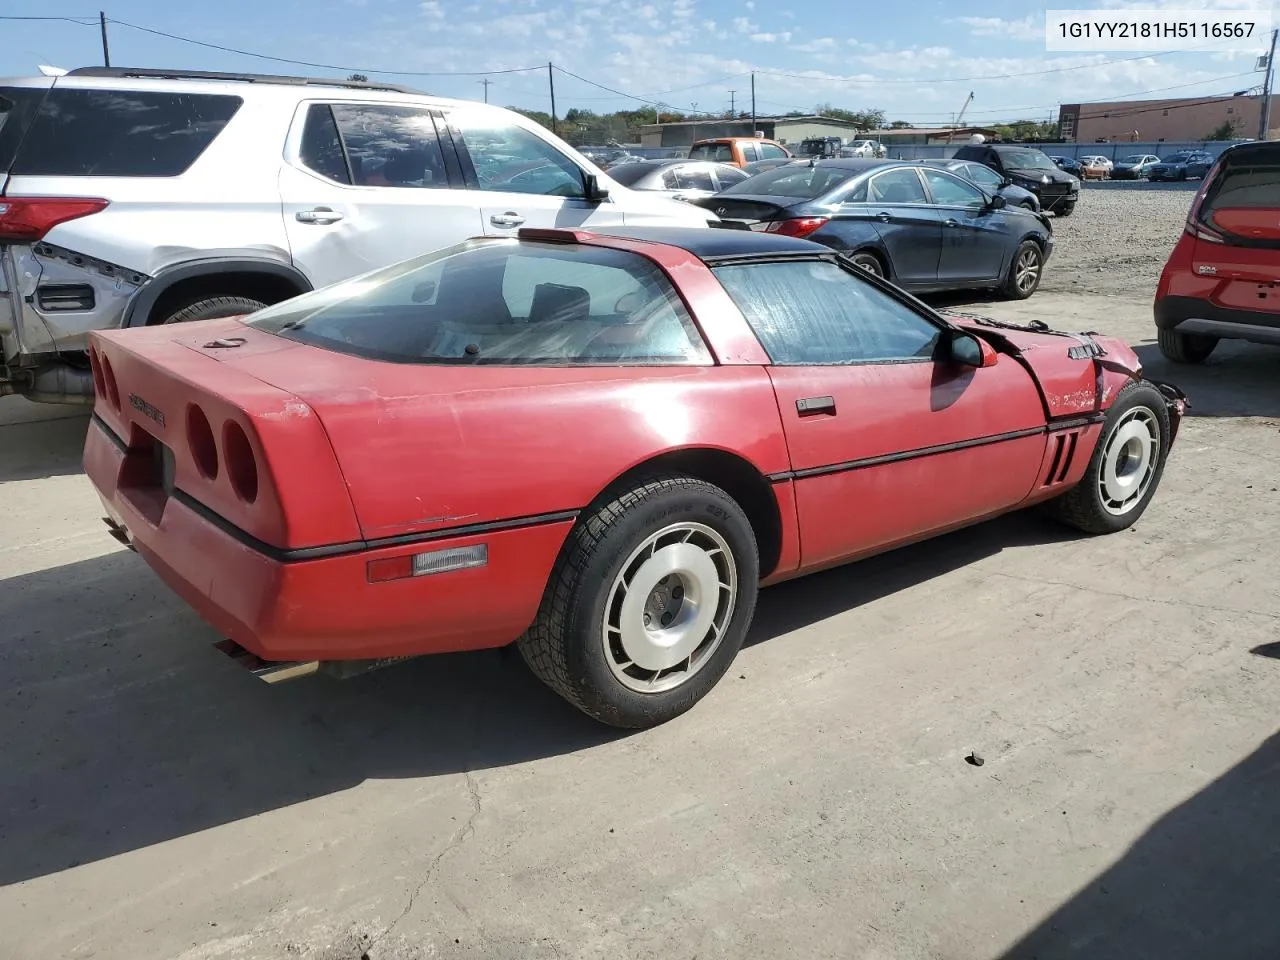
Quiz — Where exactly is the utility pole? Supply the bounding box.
[97,11,110,67]
[1260,28,1278,140]
[548,62,558,136]
[480,78,491,103]
[728,89,736,117]
[750,71,756,131]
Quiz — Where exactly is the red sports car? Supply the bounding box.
[83,226,1188,728]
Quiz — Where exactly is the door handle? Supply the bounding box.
[875,212,893,222]
[295,207,344,225]
[943,218,960,227]
[796,395,836,416]
[490,212,525,228]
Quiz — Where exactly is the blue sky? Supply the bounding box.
[2,0,1274,124]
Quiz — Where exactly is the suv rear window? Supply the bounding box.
[1200,151,1280,238]
[246,240,711,366]
[0,87,48,172]
[9,89,242,177]
[689,143,733,162]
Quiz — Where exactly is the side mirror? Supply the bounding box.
[948,331,999,368]
[583,173,610,202]
[985,193,1007,211]
[1000,176,1013,187]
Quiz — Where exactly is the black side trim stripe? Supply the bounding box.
[94,413,128,453]
[1048,411,1105,431]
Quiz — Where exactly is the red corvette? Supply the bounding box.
[83,226,1187,728]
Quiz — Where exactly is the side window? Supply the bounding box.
[713,259,941,364]
[448,110,586,197]
[661,169,680,190]
[299,104,351,184]
[963,162,1001,188]
[673,164,716,191]
[713,165,751,189]
[867,168,928,204]
[922,169,985,207]
[329,104,450,188]
[759,143,788,160]
[740,142,760,163]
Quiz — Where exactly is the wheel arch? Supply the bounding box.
[122,258,313,327]
[585,446,786,579]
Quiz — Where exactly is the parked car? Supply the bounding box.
[605,159,750,200]
[1078,156,1112,180]
[688,136,791,168]
[695,158,1054,299]
[1049,155,1083,178]
[919,158,1041,211]
[950,142,1080,216]
[797,136,850,159]
[1110,154,1161,180]
[0,67,714,406]
[1148,150,1215,181]
[1155,141,1280,362]
[743,157,802,176]
[83,225,1187,728]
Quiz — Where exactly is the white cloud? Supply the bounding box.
[953,15,1039,42]
[419,0,444,16]
[791,37,837,53]
[751,31,792,43]
[732,16,758,32]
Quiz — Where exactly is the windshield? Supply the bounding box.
[999,148,1057,170]
[246,239,711,366]
[1119,155,1147,163]
[718,163,857,199]
[1161,153,1192,163]
[688,142,732,162]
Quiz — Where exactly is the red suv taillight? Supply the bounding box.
[1184,161,1225,243]
[0,197,109,242]
[765,217,830,238]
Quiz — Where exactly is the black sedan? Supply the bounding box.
[607,158,750,200]
[1049,155,1083,177]
[1148,151,1215,181]
[695,159,1053,299]
[919,158,1041,211]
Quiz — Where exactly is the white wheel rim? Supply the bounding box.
[603,522,738,694]
[1098,406,1161,516]
[1015,248,1040,292]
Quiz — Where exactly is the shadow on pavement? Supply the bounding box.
[0,413,90,482]
[0,510,1080,886]
[1000,730,1280,960]
[1134,341,1280,419]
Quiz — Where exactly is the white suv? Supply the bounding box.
[0,67,715,404]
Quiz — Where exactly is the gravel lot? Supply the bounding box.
[2,186,1278,960]
[1040,180,1198,297]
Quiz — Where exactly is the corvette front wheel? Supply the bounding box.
[518,476,759,729]
[1040,381,1172,535]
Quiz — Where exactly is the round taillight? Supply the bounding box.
[89,348,105,396]
[100,355,120,411]
[187,404,219,480]
[222,420,258,504]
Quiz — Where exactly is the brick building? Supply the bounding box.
[1059,93,1280,143]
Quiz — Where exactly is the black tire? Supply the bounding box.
[1157,327,1218,364]
[158,296,267,325]
[849,250,886,278]
[1000,239,1044,300]
[517,476,760,729]
[1057,202,1075,217]
[1040,380,1172,535]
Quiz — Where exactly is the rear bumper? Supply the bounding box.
[1154,294,1280,344]
[84,418,572,662]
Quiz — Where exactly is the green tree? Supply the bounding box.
[347,73,369,83]
[814,103,886,129]
[1204,121,1236,141]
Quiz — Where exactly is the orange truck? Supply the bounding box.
[687,136,792,168]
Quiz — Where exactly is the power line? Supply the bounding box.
[103,17,545,76]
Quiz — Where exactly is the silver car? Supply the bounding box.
[605,159,751,201]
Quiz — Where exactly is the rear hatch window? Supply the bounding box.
[1199,148,1280,244]
[8,88,243,178]
[245,239,712,366]
[0,85,51,185]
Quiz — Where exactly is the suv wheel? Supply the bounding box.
[1157,328,1218,364]
[159,296,267,325]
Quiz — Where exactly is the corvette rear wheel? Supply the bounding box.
[1041,381,1172,535]
[518,476,759,729]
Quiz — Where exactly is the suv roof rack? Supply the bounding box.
[64,66,424,95]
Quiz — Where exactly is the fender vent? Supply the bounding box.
[36,283,95,311]
[1044,431,1079,486]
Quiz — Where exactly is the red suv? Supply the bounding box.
[1155,141,1280,363]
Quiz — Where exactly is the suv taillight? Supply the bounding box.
[0,197,109,242]
[1184,160,1226,243]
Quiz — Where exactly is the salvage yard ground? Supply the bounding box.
[2,184,1279,960]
